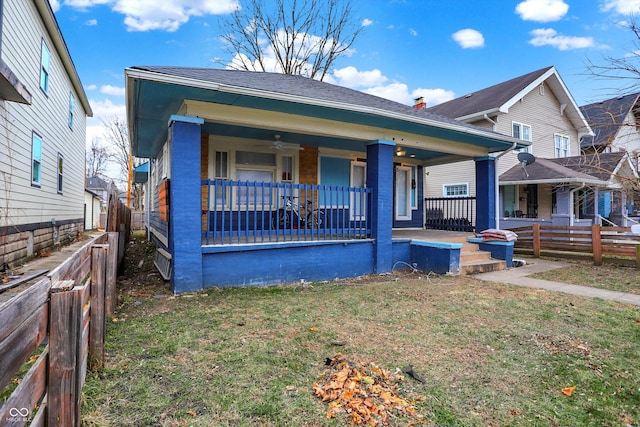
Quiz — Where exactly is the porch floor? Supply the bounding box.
[392,229,476,243]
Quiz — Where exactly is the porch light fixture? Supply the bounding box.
[396,146,406,157]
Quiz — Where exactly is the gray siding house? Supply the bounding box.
[0,0,92,267]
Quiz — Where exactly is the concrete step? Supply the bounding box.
[461,242,480,252]
[460,250,492,263]
[460,259,506,275]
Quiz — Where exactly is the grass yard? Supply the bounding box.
[529,257,640,295]
[81,235,640,426]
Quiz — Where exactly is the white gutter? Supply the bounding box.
[124,67,521,148]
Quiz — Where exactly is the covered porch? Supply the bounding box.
[126,67,523,293]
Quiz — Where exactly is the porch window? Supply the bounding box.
[512,122,532,153]
[236,151,276,202]
[554,134,570,158]
[443,183,468,197]
[281,156,293,182]
[214,151,229,178]
[68,93,75,129]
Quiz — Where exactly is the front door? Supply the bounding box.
[395,166,412,221]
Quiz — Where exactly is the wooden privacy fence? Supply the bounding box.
[511,223,640,267]
[0,232,120,427]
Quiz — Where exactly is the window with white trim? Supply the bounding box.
[443,183,468,197]
[68,94,75,129]
[512,122,532,153]
[32,133,42,186]
[40,40,50,94]
[554,134,570,158]
[57,153,64,193]
[214,151,229,178]
[235,151,276,201]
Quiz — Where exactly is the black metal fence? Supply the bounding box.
[424,196,476,231]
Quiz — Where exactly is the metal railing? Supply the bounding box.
[202,180,371,245]
[424,196,476,232]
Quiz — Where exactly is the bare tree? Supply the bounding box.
[86,137,111,179]
[220,0,363,81]
[98,116,145,210]
[585,17,640,96]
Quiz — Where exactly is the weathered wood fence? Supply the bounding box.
[0,231,122,427]
[511,224,640,267]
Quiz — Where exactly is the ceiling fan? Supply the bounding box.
[260,134,304,151]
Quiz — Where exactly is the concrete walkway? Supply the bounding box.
[473,258,640,306]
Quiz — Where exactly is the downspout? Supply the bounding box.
[569,183,586,226]
[485,114,517,229]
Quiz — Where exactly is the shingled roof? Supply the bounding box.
[131,66,475,130]
[579,92,640,150]
[425,66,554,119]
[500,151,628,185]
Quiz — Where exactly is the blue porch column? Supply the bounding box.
[367,140,395,273]
[168,115,204,294]
[475,156,496,232]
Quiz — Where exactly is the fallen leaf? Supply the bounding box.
[562,386,576,396]
[286,385,296,391]
[309,327,319,332]
[186,410,196,417]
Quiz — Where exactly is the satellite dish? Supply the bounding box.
[517,152,536,178]
[517,152,536,165]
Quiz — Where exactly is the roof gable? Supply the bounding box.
[579,92,640,149]
[425,66,591,137]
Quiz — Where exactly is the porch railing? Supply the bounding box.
[424,196,476,232]
[202,180,371,245]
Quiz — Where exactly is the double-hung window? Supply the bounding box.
[32,133,43,186]
[554,134,570,158]
[235,151,276,203]
[40,40,50,94]
[512,122,532,153]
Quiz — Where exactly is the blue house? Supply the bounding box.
[125,67,524,293]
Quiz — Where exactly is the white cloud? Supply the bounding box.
[452,29,485,49]
[528,28,594,50]
[332,66,388,88]
[48,0,61,12]
[601,0,640,15]
[86,84,98,91]
[85,18,98,26]
[87,98,126,127]
[100,85,126,96]
[61,0,240,32]
[413,88,456,107]
[515,0,569,22]
[409,28,418,37]
[362,18,373,27]
[364,82,413,104]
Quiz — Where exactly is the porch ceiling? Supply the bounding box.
[126,68,520,161]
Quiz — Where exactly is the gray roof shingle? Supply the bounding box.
[579,92,640,149]
[425,66,553,119]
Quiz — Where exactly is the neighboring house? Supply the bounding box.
[425,66,593,229]
[84,189,102,230]
[499,151,638,228]
[85,176,112,211]
[580,92,640,218]
[0,0,92,266]
[125,66,524,293]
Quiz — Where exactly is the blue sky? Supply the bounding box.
[49,0,640,147]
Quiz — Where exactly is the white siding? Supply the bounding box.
[425,80,581,199]
[0,0,88,229]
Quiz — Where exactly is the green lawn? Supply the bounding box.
[81,242,640,426]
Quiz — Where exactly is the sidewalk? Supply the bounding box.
[473,258,640,306]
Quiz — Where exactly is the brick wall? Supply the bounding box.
[299,145,318,184]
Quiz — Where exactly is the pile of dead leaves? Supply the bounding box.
[313,354,425,426]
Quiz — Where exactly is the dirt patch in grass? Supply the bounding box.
[81,237,640,426]
[529,256,640,295]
